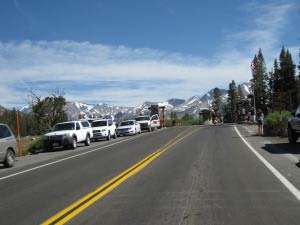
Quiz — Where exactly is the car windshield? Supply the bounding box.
[135,116,150,121]
[53,123,75,131]
[92,121,107,127]
[120,121,134,126]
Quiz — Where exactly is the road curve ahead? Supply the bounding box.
[0,125,300,225]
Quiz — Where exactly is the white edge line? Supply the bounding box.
[234,125,300,202]
[0,135,141,181]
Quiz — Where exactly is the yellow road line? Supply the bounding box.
[42,127,199,225]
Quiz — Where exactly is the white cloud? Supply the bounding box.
[0,1,298,108]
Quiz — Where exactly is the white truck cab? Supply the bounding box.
[44,121,93,150]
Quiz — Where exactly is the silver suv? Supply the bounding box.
[0,124,18,167]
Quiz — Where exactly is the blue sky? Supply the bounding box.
[0,0,299,108]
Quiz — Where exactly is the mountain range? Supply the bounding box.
[19,82,251,121]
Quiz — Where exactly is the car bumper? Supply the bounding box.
[93,131,109,139]
[117,130,135,136]
[44,136,73,148]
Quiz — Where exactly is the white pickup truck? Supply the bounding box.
[135,114,161,132]
[43,121,93,150]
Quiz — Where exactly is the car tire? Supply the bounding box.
[148,127,151,132]
[139,129,142,134]
[107,132,111,141]
[288,126,298,143]
[71,137,77,149]
[4,149,15,168]
[85,134,91,146]
[113,131,117,139]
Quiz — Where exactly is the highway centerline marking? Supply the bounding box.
[42,127,199,225]
[0,128,172,182]
[234,125,300,202]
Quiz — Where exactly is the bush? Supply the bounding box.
[26,136,44,154]
[264,111,291,136]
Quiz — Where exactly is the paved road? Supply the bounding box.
[0,125,300,225]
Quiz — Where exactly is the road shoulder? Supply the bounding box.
[236,124,300,192]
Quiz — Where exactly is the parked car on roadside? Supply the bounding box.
[91,119,117,141]
[288,105,300,143]
[43,121,93,150]
[0,123,18,167]
[135,115,151,132]
[150,114,161,131]
[116,120,141,136]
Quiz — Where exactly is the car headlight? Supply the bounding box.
[63,133,70,138]
[101,128,107,132]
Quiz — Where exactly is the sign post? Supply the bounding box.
[16,111,22,157]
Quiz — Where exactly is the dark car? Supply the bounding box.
[0,123,18,167]
[287,105,300,143]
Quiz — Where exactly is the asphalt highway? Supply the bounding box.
[0,125,299,225]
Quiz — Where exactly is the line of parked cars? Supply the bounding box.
[0,114,162,168]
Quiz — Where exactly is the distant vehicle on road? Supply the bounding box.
[288,105,300,143]
[135,115,151,132]
[0,124,18,167]
[91,119,117,141]
[116,120,141,136]
[150,114,161,131]
[43,121,93,150]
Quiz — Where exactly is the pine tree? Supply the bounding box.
[227,80,238,122]
[251,49,269,113]
[213,87,222,116]
[272,59,281,92]
[278,47,297,109]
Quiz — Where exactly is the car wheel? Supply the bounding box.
[148,127,151,132]
[288,126,298,143]
[85,134,91,146]
[71,137,77,149]
[4,149,15,168]
[113,131,117,139]
[107,132,111,141]
[139,129,142,134]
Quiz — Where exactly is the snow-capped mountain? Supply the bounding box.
[19,82,253,120]
[65,102,135,121]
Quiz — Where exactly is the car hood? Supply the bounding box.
[44,130,73,136]
[117,125,134,129]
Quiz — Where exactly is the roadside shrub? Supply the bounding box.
[26,136,44,154]
[264,111,291,136]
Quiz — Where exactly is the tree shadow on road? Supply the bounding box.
[262,143,300,155]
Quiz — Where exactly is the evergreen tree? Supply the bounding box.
[251,49,269,113]
[227,80,238,122]
[278,47,297,109]
[212,87,222,116]
[272,59,281,92]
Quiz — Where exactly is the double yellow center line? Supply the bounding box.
[42,127,199,225]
